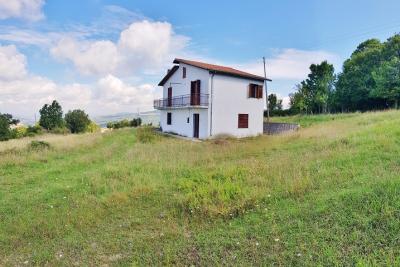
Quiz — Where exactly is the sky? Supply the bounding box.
[0,0,400,121]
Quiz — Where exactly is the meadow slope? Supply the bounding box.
[1,110,400,266]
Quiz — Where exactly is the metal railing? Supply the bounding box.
[154,94,209,109]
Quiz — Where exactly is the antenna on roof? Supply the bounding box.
[263,57,270,122]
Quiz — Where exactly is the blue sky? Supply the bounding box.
[1,0,400,120]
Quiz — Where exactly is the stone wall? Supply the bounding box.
[263,122,300,135]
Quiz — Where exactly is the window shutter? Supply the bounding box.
[238,114,249,128]
[248,84,251,98]
[183,67,186,78]
[196,80,201,93]
[258,85,263,98]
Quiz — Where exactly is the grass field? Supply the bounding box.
[1,110,400,266]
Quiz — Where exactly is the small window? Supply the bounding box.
[238,114,248,128]
[167,113,172,125]
[248,83,263,99]
[182,67,186,78]
[187,117,190,123]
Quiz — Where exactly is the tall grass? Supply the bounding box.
[1,110,400,265]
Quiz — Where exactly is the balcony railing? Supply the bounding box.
[154,94,209,109]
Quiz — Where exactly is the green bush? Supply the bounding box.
[107,119,131,129]
[26,125,43,136]
[131,117,142,127]
[13,126,28,138]
[28,140,51,150]
[86,121,101,133]
[136,126,159,143]
[65,109,91,133]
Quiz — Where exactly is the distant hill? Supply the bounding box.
[17,110,160,127]
[92,110,160,127]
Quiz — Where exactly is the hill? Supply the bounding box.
[1,110,399,265]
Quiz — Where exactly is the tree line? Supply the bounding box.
[288,33,400,114]
[0,100,99,141]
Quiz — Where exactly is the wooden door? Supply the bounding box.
[167,87,172,107]
[193,113,199,138]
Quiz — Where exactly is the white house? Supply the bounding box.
[154,58,271,139]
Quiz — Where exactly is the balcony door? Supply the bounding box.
[167,87,172,107]
[190,80,201,105]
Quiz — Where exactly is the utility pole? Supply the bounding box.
[263,57,270,122]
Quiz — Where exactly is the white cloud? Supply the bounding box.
[96,74,155,110]
[50,20,190,77]
[0,0,45,21]
[238,49,340,80]
[51,38,119,75]
[0,44,27,80]
[0,44,155,119]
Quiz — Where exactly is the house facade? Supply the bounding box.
[154,58,271,139]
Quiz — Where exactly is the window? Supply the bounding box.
[167,113,172,125]
[182,67,186,78]
[238,114,248,128]
[187,117,190,123]
[248,83,263,99]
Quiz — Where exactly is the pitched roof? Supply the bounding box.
[158,58,271,86]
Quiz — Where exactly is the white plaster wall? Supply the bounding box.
[162,63,210,97]
[210,75,264,138]
[160,108,209,139]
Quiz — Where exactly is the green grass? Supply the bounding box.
[269,112,361,127]
[1,110,400,265]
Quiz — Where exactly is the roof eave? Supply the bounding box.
[209,70,272,82]
[158,65,179,86]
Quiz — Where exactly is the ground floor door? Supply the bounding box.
[193,113,199,138]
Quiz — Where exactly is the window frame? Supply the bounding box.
[248,83,263,99]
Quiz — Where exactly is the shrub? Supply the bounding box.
[86,121,101,133]
[12,126,27,139]
[131,117,142,127]
[65,109,91,133]
[136,126,159,143]
[26,125,43,136]
[28,140,51,150]
[107,119,131,129]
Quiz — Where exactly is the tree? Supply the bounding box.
[0,113,19,141]
[289,61,335,114]
[289,84,308,114]
[39,100,64,130]
[305,61,335,113]
[65,109,91,133]
[268,94,282,111]
[372,57,400,108]
[370,34,400,109]
[335,39,384,111]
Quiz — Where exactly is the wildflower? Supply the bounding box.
[255,242,260,246]
[296,253,302,257]
[274,238,279,242]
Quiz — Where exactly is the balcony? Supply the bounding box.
[154,94,209,109]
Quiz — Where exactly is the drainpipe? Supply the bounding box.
[209,72,215,137]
